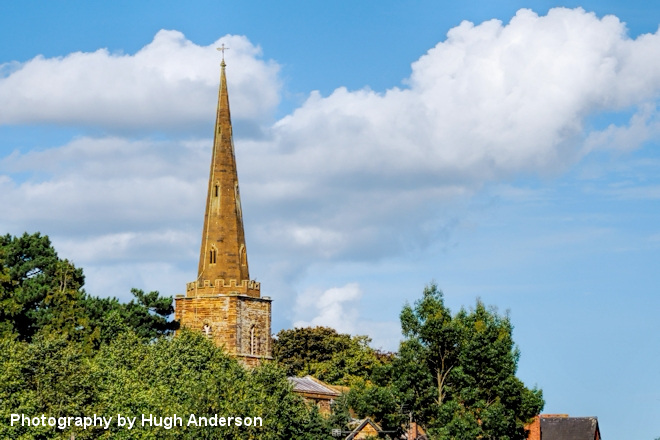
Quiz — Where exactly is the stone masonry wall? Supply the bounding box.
[175,294,271,361]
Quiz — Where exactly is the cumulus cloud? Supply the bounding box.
[292,283,402,350]
[0,136,207,234]
[263,8,660,181]
[0,31,280,133]
[0,136,208,300]
[293,283,363,334]
[238,7,660,262]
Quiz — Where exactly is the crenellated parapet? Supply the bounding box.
[185,278,261,297]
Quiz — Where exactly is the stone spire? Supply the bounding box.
[176,52,271,366]
[190,58,259,297]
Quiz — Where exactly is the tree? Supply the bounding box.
[0,330,334,439]
[396,282,544,439]
[0,232,177,346]
[400,283,459,406]
[274,326,351,377]
[343,377,406,436]
[0,232,88,341]
[273,326,391,386]
[0,248,16,337]
[0,334,95,439]
[82,288,178,345]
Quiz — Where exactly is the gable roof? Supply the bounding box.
[541,416,600,440]
[288,375,341,397]
[345,417,382,440]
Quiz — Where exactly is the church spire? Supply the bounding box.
[175,50,271,366]
[192,55,258,297]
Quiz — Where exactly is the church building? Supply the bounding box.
[175,52,272,367]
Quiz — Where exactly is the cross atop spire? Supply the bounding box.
[217,43,230,65]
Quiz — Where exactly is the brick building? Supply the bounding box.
[175,55,272,367]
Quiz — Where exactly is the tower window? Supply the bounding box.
[209,249,217,264]
[240,245,247,266]
[214,185,219,197]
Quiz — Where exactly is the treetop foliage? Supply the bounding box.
[396,282,544,439]
[272,326,393,386]
[0,232,177,346]
[0,330,332,439]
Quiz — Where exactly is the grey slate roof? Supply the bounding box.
[541,416,600,440]
[287,375,340,396]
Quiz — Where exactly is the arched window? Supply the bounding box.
[240,245,247,266]
[209,247,217,264]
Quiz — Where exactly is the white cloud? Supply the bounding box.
[292,283,402,350]
[0,136,206,233]
[0,31,280,133]
[584,103,660,152]
[232,7,660,265]
[260,8,660,184]
[293,283,362,334]
[80,262,193,301]
[54,229,197,264]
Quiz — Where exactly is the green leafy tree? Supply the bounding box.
[396,282,544,439]
[82,288,178,345]
[400,283,459,406]
[0,232,177,346]
[273,326,351,377]
[0,232,88,341]
[90,330,333,439]
[0,249,17,337]
[273,326,391,386]
[36,259,91,340]
[0,330,333,439]
[344,378,406,436]
[275,327,402,434]
[0,334,94,439]
[328,394,352,431]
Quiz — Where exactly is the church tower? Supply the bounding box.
[175,52,272,366]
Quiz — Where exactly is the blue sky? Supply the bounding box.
[1,1,659,438]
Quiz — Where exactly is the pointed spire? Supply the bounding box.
[177,51,270,366]
[191,57,258,297]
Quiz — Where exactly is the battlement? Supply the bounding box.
[185,278,261,297]
[187,278,260,290]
